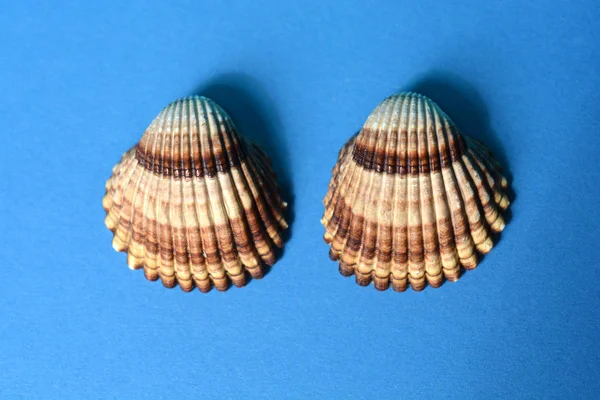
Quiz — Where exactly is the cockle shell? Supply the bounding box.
[103,96,288,292]
[322,92,510,291]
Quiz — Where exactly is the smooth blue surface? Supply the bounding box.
[1,1,599,398]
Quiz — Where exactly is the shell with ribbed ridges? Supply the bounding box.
[322,92,510,291]
[103,96,288,292]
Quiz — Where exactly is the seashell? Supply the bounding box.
[322,92,510,291]
[103,96,288,292]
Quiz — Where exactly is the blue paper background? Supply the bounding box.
[1,0,599,398]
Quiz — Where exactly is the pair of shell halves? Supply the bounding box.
[103,96,288,292]
[322,92,510,291]
[104,92,510,293]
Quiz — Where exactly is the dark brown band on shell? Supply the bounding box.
[135,143,248,178]
[351,127,465,174]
